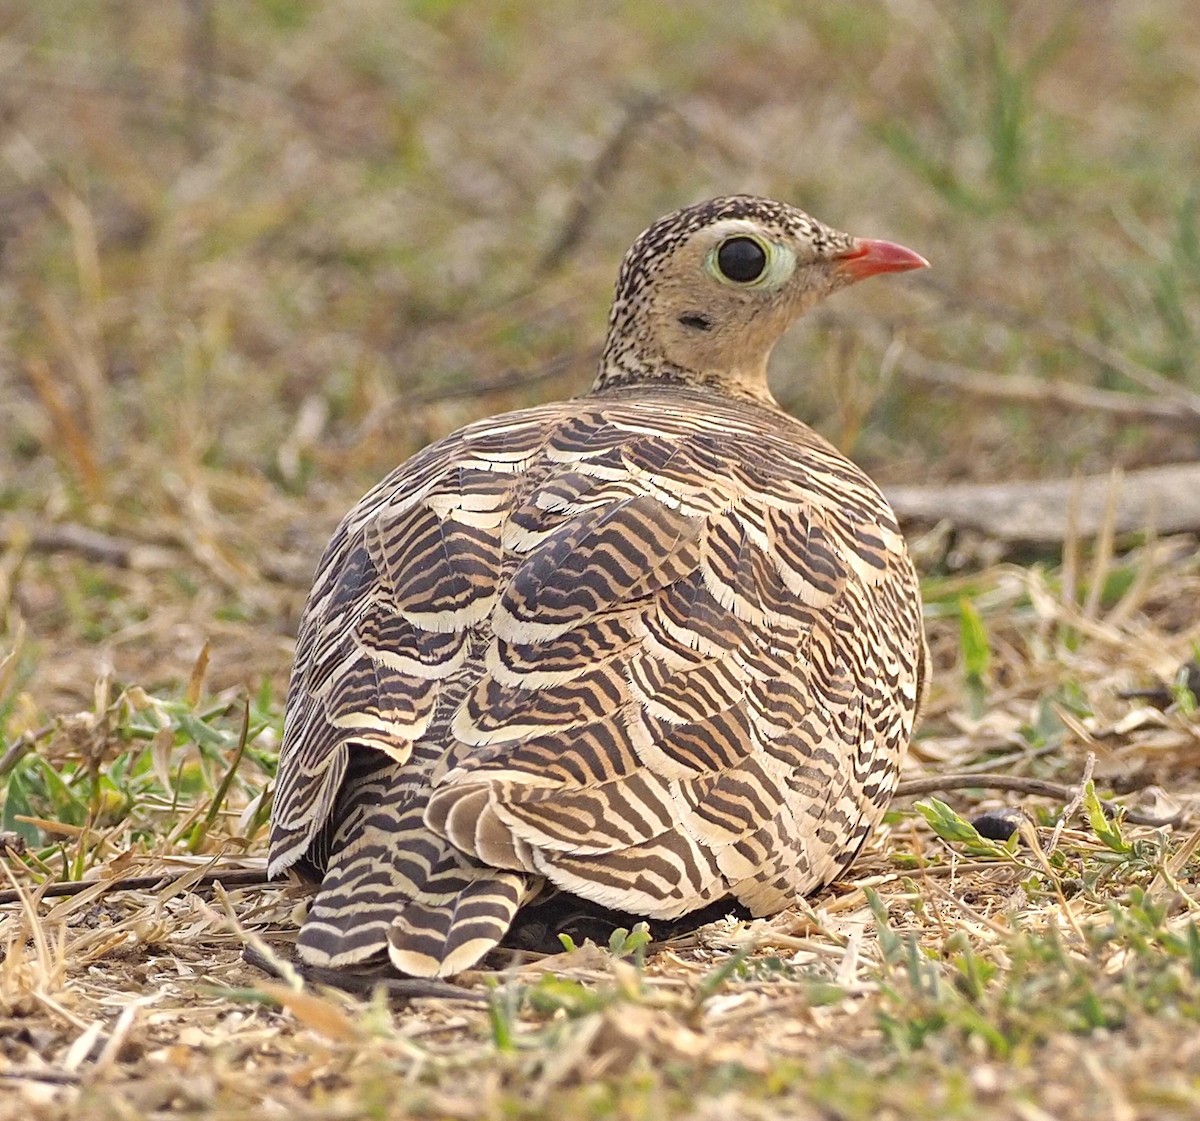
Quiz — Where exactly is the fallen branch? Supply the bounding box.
[886,462,1200,544]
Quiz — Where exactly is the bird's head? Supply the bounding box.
[595,195,928,400]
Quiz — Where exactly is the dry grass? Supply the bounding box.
[3,2,1200,1118]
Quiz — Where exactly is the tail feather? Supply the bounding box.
[295,753,532,977]
[298,857,530,976]
[386,874,528,977]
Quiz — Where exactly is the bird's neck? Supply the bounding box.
[592,335,776,404]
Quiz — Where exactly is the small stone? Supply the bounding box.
[971,807,1028,841]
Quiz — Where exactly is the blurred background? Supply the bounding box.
[1,0,1198,715]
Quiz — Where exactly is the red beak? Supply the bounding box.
[834,238,929,281]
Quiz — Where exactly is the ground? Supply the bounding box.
[3,2,1200,1118]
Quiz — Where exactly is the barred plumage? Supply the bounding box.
[269,195,930,978]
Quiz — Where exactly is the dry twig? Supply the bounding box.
[919,276,1200,417]
[0,868,272,907]
[538,93,671,274]
[1046,752,1096,854]
[895,350,1200,428]
[0,520,177,570]
[895,767,1182,828]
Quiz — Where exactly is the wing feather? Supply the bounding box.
[270,393,926,970]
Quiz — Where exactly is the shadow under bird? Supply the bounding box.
[269,195,930,978]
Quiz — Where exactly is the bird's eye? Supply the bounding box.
[704,232,795,290]
[715,236,768,284]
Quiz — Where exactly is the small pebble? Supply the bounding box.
[971,808,1027,841]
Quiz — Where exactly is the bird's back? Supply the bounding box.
[269,385,926,977]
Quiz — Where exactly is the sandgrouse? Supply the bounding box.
[269,195,930,978]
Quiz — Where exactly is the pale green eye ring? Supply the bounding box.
[705,234,796,290]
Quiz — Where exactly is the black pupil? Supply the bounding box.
[716,237,767,283]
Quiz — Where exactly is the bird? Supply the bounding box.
[268,195,930,979]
